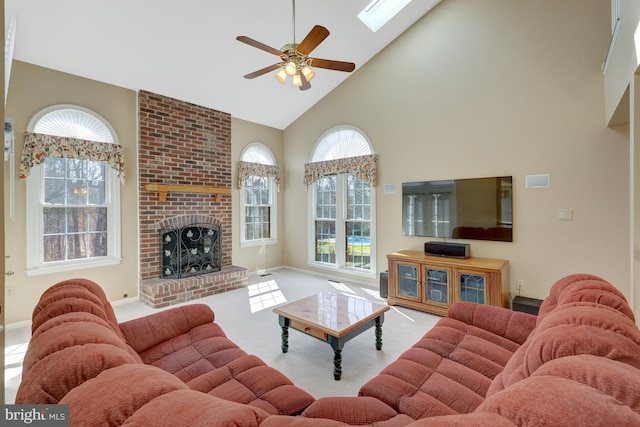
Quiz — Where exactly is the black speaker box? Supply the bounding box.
[512,296,543,315]
[424,241,470,259]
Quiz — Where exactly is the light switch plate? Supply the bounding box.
[558,209,573,220]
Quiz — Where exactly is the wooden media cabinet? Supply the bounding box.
[387,250,509,316]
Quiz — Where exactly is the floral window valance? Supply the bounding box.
[304,154,378,188]
[19,132,126,184]
[237,161,282,191]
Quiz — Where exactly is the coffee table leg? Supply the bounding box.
[278,316,289,353]
[375,314,384,351]
[333,348,342,380]
[328,337,344,380]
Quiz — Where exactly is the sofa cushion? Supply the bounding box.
[446,302,536,347]
[119,304,217,354]
[60,364,193,425]
[60,365,268,427]
[16,343,138,404]
[301,396,403,425]
[187,354,315,415]
[358,312,524,418]
[532,354,640,413]
[122,389,271,427]
[488,302,640,396]
[22,317,139,375]
[137,322,245,374]
[537,274,634,322]
[479,375,640,426]
[32,278,126,339]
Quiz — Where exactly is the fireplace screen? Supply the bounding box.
[160,223,222,279]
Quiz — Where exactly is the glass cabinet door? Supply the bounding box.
[459,273,486,304]
[398,264,419,298]
[426,268,449,304]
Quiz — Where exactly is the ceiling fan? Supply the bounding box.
[236,0,356,91]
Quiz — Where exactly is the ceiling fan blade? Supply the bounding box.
[243,63,283,79]
[307,58,356,73]
[297,25,330,55]
[298,70,311,91]
[236,36,284,57]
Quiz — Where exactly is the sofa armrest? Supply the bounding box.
[447,302,537,345]
[119,304,215,354]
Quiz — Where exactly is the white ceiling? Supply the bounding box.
[5,0,441,130]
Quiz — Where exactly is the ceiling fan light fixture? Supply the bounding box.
[301,66,315,81]
[292,74,303,87]
[275,68,287,83]
[284,61,298,76]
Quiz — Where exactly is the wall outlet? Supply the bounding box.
[6,286,15,298]
[516,280,524,292]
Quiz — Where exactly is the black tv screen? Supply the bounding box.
[402,176,512,242]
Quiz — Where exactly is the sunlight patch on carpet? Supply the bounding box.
[248,280,287,313]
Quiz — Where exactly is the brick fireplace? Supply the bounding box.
[138,90,247,308]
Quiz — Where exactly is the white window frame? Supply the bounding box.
[307,126,376,278]
[25,105,122,275]
[240,143,278,247]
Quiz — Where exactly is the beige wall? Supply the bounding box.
[282,0,631,300]
[4,61,138,324]
[231,117,286,272]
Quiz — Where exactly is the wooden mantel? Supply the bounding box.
[144,184,231,203]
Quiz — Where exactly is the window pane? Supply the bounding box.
[44,178,66,204]
[44,158,65,178]
[87,207,108,232]
[43,207,66,234]
[244,206,270,240]
[346,221,370,269]
[86,161,105,181]
[66,208,88,233]
[315,220,336,263]
[43,235,66,262]
[67,233,87,260]
[66,159,86,180]
[88,232,108,257]
[66,180,87,204]
[347,175,371,220]
[316,176,336,220]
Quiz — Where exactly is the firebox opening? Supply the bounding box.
[160,223,222,279]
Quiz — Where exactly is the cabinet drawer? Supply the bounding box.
[291,320,328,340]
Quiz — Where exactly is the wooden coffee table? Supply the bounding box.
[273,291,390,380]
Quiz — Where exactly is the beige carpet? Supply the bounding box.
[5,267,441,403]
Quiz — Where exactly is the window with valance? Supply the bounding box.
[307,125,377,277]
[238,143,279,246]
[24,105,123,274]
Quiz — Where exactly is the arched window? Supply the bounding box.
[307,126,377,276]
[238,143,279,246]
[25,105,122,274]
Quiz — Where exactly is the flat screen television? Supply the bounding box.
[402,176,513,242]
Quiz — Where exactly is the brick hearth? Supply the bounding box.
[140,266,247,308]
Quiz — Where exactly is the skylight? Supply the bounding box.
[357,0,413,32]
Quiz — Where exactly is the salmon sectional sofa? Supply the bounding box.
[16,274,640,426]
[16,278,315,425]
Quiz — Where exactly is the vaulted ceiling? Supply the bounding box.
[5,0,442,129]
